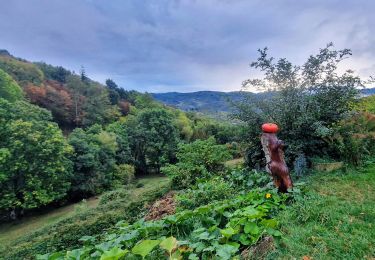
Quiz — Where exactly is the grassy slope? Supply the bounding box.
[0,176,169,258]
[0,197,99,247]
[267,164,375,260]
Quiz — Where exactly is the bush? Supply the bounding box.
[162,163,209,189]
[224,166,272,192]
[324,112,375,165]
[99,189,129,206]
[176,177,235,210]
[112,164,135,187]
[162,137,231,188]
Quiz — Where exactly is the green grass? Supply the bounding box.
[267,164,375,260]
[0,197,99,247]
[0,175,169,259]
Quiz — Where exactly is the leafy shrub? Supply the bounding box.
[176,177,235,210]
[162,137,231,188]
[162,163,208,189]
[224,166,272,192]
[323,112,375,165]
[112,164,135,187]
[99,189,129,206]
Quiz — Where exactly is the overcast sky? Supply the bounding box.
[0,0,374,92]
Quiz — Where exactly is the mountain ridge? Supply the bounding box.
[152,88,375,115]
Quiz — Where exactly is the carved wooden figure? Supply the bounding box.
[260,123,293,192]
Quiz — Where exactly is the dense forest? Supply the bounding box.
[0,49,243,220]
[0,44,374,259]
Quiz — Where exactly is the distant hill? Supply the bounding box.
[361,88,375,96]
[152,88,375,116]
[152,91,250,115]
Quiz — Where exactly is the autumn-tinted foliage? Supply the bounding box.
[25,81,74,126]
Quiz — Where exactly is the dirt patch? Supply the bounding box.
[241,236,275,260]
[145,191,176,221]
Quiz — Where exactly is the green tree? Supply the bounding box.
[66,75,86,126]
[0,55,44,86]
[106,121,132,164]
[81,83,119,126]
[105,78,120,105]
[68,125,118,197]
[234,43,362,163]
[34,62,71,83]
[0,68,23,102]
[127,109,179,174]
[0,98,72,218]
[66,75,118,127]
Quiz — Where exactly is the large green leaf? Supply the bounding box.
[260,219,278,228]
[36,252,64,260]
[160,236,178,254]
[100,247,128,260]
[215,244,239,259]
[220,227,237,238]
[244,222,260,235]
[132,239,161,258]
[66,249,83,260]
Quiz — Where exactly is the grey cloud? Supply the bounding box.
[0,0,374,92]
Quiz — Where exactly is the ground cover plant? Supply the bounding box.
[38,189,287,260]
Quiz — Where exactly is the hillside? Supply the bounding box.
[152,91,247,113]
[153,89,375,115]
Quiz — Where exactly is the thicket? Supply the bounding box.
[234,43,372,167]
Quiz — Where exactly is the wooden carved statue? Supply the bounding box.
[260,123,293,192]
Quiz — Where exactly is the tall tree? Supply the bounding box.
[127,109,179,174]
[68,125,118,197]
[0,99,72,218]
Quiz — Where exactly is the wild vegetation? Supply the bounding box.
[0,43,374,260]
